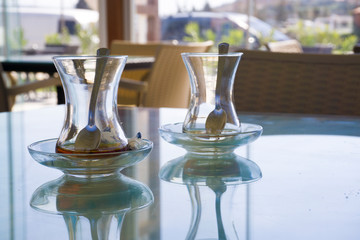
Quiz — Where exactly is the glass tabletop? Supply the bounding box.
[1,106,360,239]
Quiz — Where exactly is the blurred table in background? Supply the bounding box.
[1,55,154,73]
[1,56,154,104]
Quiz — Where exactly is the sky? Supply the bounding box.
[15,0,237,16]
[13,0,78,8]
[158,0,237,16]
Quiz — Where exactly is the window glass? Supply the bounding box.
[0,0,99,56]
[156,0,360,53]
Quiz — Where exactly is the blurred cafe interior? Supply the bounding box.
[1,0,360,239]
[0,0,360,111]
[2,0,360,111]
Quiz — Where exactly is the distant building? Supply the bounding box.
[314,14,353,34]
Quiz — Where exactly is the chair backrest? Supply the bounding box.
[110,40,164,56]
[110,40,167,106]
[142,41,213,108]
[266,39,303,53]
[234,49,360,116]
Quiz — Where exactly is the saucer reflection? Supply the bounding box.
[160,152,262,185]
[30,174,154,240]
[159,152,262,239]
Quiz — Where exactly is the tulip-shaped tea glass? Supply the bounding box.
[28,54,153,177]
[53,55,128,154]
[181,52,243,134]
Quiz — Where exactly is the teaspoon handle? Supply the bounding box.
[88,48,110,126]
[215,43,229,109]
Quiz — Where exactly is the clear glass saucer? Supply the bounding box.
[159,122,262,154]
[28,138,153,177]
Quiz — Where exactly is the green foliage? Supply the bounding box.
[183,22,205,42]
[286,21,316,45]
[339,35,358,52]
[182,22,245,50]
[204,29,216,42]
[45,33,62,45]
[44,23,99,54]
[10,28,28,50]
[220,29,245,46]
[45,27,71,45]
[285,20,358,53]
[76,23,99,54]
[257,29,276,48]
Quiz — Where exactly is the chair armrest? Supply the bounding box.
[7,77,61,96]
[119,78,148,92]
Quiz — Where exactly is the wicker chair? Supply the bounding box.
[111,40,213,107]
[233,49,360,116]
[140,41,213,108]
[110,40,165,57]
[110,40,164,105]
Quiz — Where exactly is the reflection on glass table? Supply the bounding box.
[160,152,262,239]
[30,174,153,239]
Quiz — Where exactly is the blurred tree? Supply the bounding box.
[183,22,206,42]
[220,29,245,47]
[76,23,99,54]
[285,20,358,53]
[45,27,71,45]
[183,22,245,51]
[10,28,28,51]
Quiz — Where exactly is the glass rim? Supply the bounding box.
[52,55,128,60]
[181,52,243,57]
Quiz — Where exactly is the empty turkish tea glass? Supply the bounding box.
[53,55,128,153]
[181,52,243,134]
